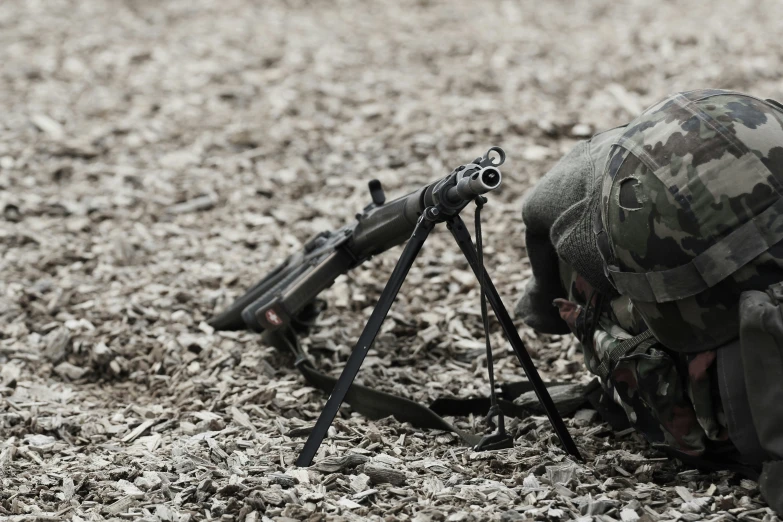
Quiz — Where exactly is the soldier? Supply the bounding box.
[516,89,783,511]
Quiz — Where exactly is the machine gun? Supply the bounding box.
[209,149,505,333]
[209,147,580,466]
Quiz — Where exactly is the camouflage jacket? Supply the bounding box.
[556,260,733,458]
[518,89,783,466]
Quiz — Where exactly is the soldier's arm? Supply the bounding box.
[516,140,592,334]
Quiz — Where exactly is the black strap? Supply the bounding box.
[474,197,504,433]
[297,359,483,445]
[595,329,655,380]
[264,327,585,447]
[264,327,484,446]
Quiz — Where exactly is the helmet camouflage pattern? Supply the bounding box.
[599,89,783,352]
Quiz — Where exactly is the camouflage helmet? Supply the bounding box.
[597,89,783,352]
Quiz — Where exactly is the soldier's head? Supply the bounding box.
[598,89,783,352]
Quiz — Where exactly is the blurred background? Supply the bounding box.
[4,0,783,366]
[2,0,783,515]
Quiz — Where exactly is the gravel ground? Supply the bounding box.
[2,1,783,520]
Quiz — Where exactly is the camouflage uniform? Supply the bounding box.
[519,90,783,507]
[556,262,731,458]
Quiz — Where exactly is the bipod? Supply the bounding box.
[295,205,581,467]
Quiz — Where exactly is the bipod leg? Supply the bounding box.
[296,215,436,467]
[446,215,581,460]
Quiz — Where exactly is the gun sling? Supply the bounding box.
[264,326,587,448]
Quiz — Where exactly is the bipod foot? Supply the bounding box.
[474,405,513,451]
[473,429,514,451]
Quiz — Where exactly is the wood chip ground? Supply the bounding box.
[2,0,783,520]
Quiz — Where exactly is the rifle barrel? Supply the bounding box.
[446,166,502,203]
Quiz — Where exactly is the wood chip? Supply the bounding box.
[2,3,774,520]
[106,496,135,515]
[365,464,407,486]
[121,420,157,443]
